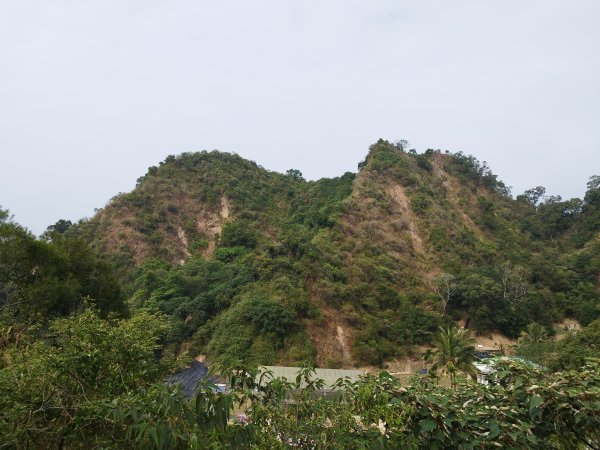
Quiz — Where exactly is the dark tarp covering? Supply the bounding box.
[166,360,209,398]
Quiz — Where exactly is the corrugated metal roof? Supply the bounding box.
[257,366,364,389]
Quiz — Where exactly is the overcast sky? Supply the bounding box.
[1,1,599,235]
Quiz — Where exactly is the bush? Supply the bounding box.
[220,221,257,248]
[244,298,295,337]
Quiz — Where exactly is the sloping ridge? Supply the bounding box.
[71,144,599,368]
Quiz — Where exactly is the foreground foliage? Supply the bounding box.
[0,308,172,448]
[1,307,599,449]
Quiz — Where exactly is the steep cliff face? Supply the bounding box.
[72,141,600,368]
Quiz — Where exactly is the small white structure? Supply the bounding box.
[473,362,496,385]
[473,357,543,385]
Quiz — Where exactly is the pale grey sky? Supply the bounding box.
[1,0,599,235]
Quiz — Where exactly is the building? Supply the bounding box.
[473,356,543,385]
[474,344,503,360]
[256,366,365,397]
[166,360,226,398]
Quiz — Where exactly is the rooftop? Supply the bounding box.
[257,366,364,389]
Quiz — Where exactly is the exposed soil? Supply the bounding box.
[554,318,582,340]
[196,195,231,257]
[177,226,191,264]
[473,332,515,351]
[306,302,355,368]
[220,195,230,219]
[386,183,424,253]
[335,325,352,363]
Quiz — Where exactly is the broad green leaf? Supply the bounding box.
[420,419,437,432]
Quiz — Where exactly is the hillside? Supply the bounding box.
[71,140,600,367]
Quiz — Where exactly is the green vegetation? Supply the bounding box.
[0,209,125,321]
[2,314,599,449]
[43,141,598,366]
[1,140,600,447]
[514,319,600,371]
[228,360,600,449]
[0,307,172,449]
[428,326,477,386]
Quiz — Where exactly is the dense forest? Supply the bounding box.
[1,140,599,447]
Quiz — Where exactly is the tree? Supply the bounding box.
[0,212,124,321]
[513,322,555,366]
[43,219,73,239]
[394,139,409,151]
[285,169,304,181]
[587,175,600,193]
[433,273,457,315]
[519,186,546,206]
[428,326,477,387]
[0,207,11,223]
[518,322,548,345]
[549,319,600,371]
[494,262,529,309]
[0,306,172,448]
[582,175,600,235]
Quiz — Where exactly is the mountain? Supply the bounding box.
[70,140,600,367]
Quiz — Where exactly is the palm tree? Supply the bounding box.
[429,326,477,387]
[518,322,548,345]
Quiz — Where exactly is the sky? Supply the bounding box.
[1,0,599,235]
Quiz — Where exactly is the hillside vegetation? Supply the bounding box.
[2,140,600,448]
[64,140,600,367]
